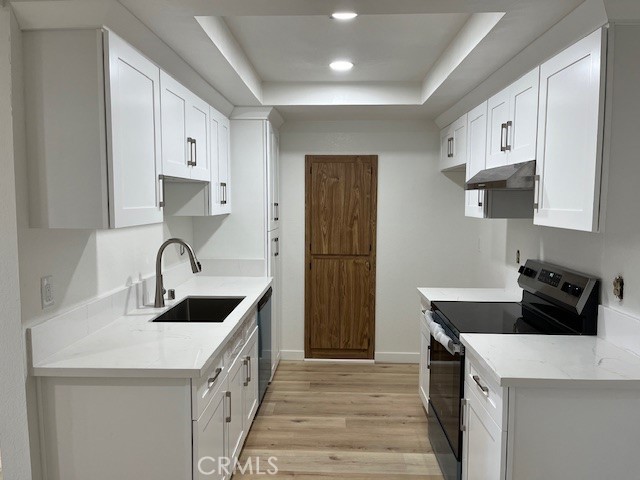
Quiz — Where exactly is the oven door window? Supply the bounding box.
[429,335,464,459]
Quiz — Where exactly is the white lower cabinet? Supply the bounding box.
[462,384,507,480]
[268,229,282,378]
[37,310,262,480]
[227,346,248,465]
[463,348,640,480]
[418,311,430,411]
[194,383,229,480]
[242,328,260,426]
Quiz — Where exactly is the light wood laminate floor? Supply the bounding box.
[236,361,443,479]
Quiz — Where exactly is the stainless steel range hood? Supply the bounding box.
[466,160,536,191]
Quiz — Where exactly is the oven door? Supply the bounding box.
[427,318,464,480]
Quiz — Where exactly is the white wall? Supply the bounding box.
[0,7,34,480]
[278,120,503,361]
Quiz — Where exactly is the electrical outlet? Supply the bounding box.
[41,276,55,309]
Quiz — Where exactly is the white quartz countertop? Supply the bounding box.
[461,334,640,388]
[31,276,272,379]
[418,287,522,306]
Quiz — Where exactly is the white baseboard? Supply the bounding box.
[280,350,305,361]
[374,352,420,364]
[281,350,419,364]
[303,358,375,364]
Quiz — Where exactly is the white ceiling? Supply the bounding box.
[224,14,470,82]
[12,0,590,121]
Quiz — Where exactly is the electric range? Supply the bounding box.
[424,260,600,480]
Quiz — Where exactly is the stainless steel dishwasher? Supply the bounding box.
[257,287,272,402]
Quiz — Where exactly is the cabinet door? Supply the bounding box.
[242,329,260,427]
[218,116,231,214]
[160,71,191,180]
[439,126,453,171]
[104,31,163,228]
[187,94,211,182]
[534,29,605,232]
[209,108,231,216]
[418,321,430,409]
[194,386,228,480]
[227,356,245,464]
[465,103,487,218]
[452,113,468,168]
[486,88,510,169]
[267,121,279,231]
[507,68,539,165]
[268,229,281,377]
[462,388,507,480]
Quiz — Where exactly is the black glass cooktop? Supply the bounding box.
[431,301,578,337]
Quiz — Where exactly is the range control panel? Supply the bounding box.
[538,269,562,288]
[517,259,599,312]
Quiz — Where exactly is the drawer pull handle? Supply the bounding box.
[473,375,489,397]
[207,367,222,389]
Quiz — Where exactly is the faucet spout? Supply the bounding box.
[154,238,201,308]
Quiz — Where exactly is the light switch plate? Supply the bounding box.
[41,276,55,309]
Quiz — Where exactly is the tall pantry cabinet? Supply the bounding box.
[199,107,283,378]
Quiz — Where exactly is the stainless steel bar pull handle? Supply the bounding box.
[243,357,250,386]
[505,120,513,151]
[192,138,197,166]
[533,174,541,210]
[220,183,227,205]
[448,137,454,158]
[473,375,489,397]
[274,238,279,257]
[460,399,467,432]
[158,174,165,208]
[247,356,252,383]
[225,391,231,422]
[207,367,222,389]
[500,123,507,152]
[187,137,195,166]
[274,202,279,221]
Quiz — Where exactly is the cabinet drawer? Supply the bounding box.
[465,355,506,429]
[193,354,225,420]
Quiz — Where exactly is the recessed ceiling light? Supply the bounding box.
[330,60,354,72]
[330,12,358,21]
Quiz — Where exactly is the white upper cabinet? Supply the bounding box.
[210,107,232,216]
[465,102,488,218]
[24,28,163,229]
[486,68,540,169]
[105,32,164,228]
[440,113,468,172]
[534,29,605,232]
[187,96,211,182]
[160,72,210,181]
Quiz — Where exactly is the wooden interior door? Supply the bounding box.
[305,155,377,359]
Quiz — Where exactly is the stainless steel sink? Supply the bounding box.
[152,296,245,323]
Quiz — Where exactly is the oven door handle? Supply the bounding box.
[434,330,461,355]
[423,310,461,355]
